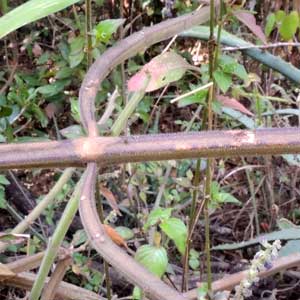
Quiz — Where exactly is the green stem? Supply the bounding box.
[181,159,201,292]
[0,0,8,14]
[242,158,260,235]
[29,176,83,300]
[85,0,93,67]
[111,77,149,136]
[13,168,75,235]
[203,0,217,293]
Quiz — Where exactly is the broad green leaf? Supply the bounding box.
[213,70,232,93]
[135,244,168,277]
[197,283,208,300]
[0,175,9,185]
[178,90,207,108]
[72,229,87,247]
[128,51,198,92]
[144,208,172,230]
[94,19,125,43]
[265,13,276,37]
[0,106,12,118]
[219,55,248,81]
[0,189,7,209]
[189,249,200,270]
[132,286,142,300]
[0,0,81,39]
[279,11,299,41]
[60,125,85,139]
[36,80,70,97]
[232,64,248,81]
[70,98,81,123]
[68,36,85,68]
[115,226,134,240]
[217,192,241,205]
[160,217,187,255]
[275,10,286,23]
[55,67,73,80]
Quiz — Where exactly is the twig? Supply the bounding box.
[29,177,82,300]
[0,63,17,94]
[185,253,300,299]
[98,88,120,126]
[170,82,213,104]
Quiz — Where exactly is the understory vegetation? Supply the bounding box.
[0,1,300,300]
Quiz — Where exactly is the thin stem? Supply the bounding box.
[242,158,260,235]
[29,177,82,300]
[181,159,201,292]
[85,0,93,67]
[203,0,217,293]
[0,0,8,14]
[12,168,75,234]
[96,176,112,300]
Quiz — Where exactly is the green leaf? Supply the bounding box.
[0,106,12,118]
[60,125,85,139]
[70,98,81,123]
[219,55,237,74]
[265,13,276,37]
[189,249,200,270]
[177,90,207,108]
[0,0,81,39]
[279,11,299,41]
[72,229,87,247]
[94,19,125,43]
[36,80,70,97]
[68,36,85,68]
[135,244,168,277]
[197,283,208,300]
[128,51,195,92]
[144,208,172,230]
[115,226,134,240]
[275,10,286,23]
[232,64,248,81]
[0,175,9,185]
[217,192,241,205]
[213,70,232,93]
[55,67,73,80]
[0,188,7,209]
[160,217,187,255]
[132,286,142,300]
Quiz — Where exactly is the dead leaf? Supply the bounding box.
[0,264,15,281]
[234,10,267,44]
[32,42,42,57]
[99,185,121,216]
[103,224,128,249]
[45,103,59,119]
[128,51,197,92]
[217,95,254,116]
